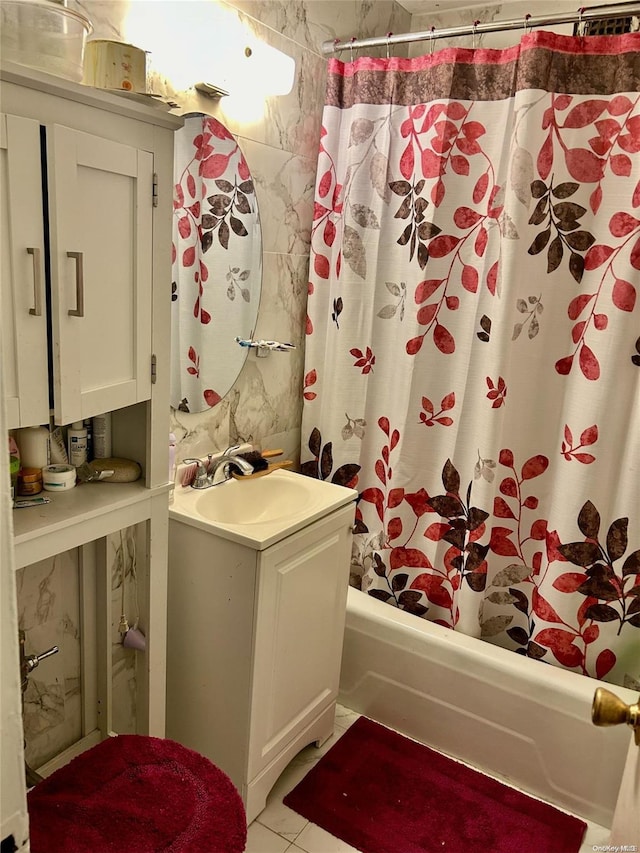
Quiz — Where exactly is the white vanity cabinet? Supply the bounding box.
[1,61,165,429]
[1,62,183,745]
[166,494,356,823]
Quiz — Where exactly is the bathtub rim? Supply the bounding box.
[345,586,638,709]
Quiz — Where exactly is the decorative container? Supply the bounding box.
[83,39,146,92]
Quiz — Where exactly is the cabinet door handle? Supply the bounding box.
[27,247,43,316]
[67,251,84,317]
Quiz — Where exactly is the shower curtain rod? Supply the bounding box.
[321,2,640,54]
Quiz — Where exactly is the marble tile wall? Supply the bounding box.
[108,526,140,735]
[17,550,82,770]
[17,527,142,769]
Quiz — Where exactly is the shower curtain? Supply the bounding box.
[301,31,640,688]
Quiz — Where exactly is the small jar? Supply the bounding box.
[17,467,43,496]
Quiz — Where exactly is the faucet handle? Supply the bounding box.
[26,645,59,673]
[223,444,242,457]
[182,457,205,469]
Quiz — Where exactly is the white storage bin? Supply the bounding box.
[1,0,92,83]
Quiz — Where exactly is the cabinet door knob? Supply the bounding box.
[27,247,43,316]
[67,251,85,317]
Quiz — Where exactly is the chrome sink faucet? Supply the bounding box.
[183,445,253,489]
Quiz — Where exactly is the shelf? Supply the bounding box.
[12,482,170,569]
[0,61,184,131]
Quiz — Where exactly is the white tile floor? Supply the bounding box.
[245,705,612,853]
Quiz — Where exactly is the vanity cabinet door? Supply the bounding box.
[247,504,354,780]
[0,113,49,429]
[47,125,153,425]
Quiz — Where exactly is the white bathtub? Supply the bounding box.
[339,588,636,828]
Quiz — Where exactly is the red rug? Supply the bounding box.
[284,717,587,853]
[27,734,246,852]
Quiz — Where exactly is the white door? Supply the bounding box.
[47,125,153,425]
[0,113,49,429]
[248,506,353,779]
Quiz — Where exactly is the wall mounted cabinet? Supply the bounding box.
[2,97,155,429]
[1,62,182,763]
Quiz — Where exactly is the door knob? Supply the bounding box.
[592,687,640,746]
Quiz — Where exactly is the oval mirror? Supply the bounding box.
[170,113,262,413]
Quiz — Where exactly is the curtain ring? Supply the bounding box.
[577,6,586,35]
[429,26,436,55]
[349,36,356,62]
[524,13,531,35]
[472,19,480,49]
[386,32,393,60]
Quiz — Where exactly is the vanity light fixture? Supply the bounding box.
[196,41,294,99]
[124,0,294,100]
[239,40,295,96]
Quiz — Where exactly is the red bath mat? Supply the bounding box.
[284,716,587,853]
[27,734,247,853]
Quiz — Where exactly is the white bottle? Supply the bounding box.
[16,425,50,469]
[92,413,112,459]
[49,426,69,464]
[68,422,88,467]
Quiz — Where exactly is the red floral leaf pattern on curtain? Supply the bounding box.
[301,33,640,687]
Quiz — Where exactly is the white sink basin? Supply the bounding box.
[169,469,357,550]
[194,473,311,525]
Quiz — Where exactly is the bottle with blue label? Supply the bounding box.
[67,422,88,467]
